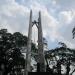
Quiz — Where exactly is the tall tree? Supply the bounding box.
[0,29,37,75]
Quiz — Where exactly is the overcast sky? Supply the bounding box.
[0,0,75,49]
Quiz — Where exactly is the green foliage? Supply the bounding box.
[31,43,37,53]
[0,29,27,74]
[0,29,37,75]
[45,47,75,63]
[13,32,27,47]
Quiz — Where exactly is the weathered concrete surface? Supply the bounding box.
[25,10,32,75]
[37,11,46,72]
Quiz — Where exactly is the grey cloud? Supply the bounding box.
[0,0,75,49]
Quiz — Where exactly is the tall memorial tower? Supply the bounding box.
[25,10,46,75]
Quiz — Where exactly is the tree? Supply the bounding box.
[0,29,37,75]
[0,29,25,75]
[45,46,75,75]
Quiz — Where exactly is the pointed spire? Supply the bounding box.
[38,11,41,24]
[25,10,33,75]
[29,10,32,26]
[38,11,46,72]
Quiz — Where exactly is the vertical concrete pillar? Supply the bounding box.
[38,11,46,72]
[25,10,32,75]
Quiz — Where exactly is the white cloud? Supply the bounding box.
[0,0,29,17]
[59,10,75,24]
[42,10,75,49]
[0,0,30,35]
